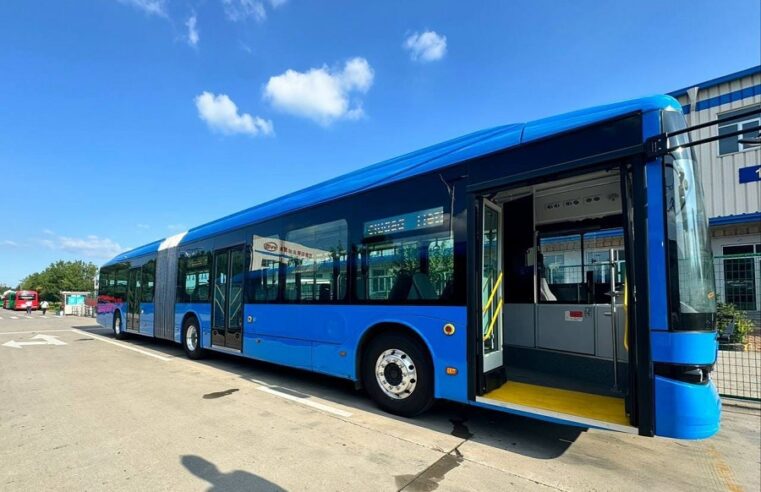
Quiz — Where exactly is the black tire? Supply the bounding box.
[362,332,434,417]
[182,316,204,360]
[113,311,127,340]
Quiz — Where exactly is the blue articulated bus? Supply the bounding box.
[97,95,725,439]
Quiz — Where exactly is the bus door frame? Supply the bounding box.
[211,245,246,351]
[470,193,508,395]
[126,267,142,333]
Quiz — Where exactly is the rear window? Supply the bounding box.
[19,293,36,300]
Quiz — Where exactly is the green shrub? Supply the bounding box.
[716,303,754,345]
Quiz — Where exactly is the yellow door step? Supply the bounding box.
[482,381,629,427]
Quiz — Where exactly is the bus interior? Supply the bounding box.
[477,167,634,431]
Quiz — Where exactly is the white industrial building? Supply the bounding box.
[670,66,760,320]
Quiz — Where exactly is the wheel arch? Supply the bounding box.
[179,310,201,343]
[355,321,434,390]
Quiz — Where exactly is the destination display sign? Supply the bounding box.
[364,207,445,238]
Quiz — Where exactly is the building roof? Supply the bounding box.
[104,94,680,266]
[669,66,761,99]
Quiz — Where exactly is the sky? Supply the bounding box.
[1,0,759,286]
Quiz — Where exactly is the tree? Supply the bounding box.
[19,260,98,302]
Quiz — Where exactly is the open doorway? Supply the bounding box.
[476,167,634,431]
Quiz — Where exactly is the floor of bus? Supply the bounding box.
[481,380,630,427]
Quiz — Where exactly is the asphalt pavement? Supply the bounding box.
[1,313,759,491]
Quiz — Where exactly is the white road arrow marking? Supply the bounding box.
[2,334,67,349]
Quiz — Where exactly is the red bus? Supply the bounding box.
[3,290,40,310]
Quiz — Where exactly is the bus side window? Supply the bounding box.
[356,233,453,302]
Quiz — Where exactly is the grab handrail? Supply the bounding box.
[483,299,504,342]
[482,272,503,315]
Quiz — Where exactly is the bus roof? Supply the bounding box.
[104,94,680,266]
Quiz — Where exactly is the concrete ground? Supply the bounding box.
[1,314,759,491]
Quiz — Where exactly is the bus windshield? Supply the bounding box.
[663,110,716,330]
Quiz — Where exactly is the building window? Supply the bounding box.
[721,245,758,311]
[718,105,760,156]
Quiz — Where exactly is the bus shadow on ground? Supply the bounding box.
[181,455,285,492]
[73,325,583,459]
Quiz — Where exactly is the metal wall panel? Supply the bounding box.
[675,72,761,220]
[535,304,595,355]
[594,304,628,362]
[503,303,536,347]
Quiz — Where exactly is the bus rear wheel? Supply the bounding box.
[113,312,127,340]
[362,332,433,417]
[182,317,204,360]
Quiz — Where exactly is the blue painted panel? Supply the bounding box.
[98,302,127,333]
[242,304,468,402]
[114,302,127,321]
[643,111,669,331]
[96,311,113,331]
[175,303,212,346]
[245,332,313,371]
[654,376,720,439]
[739,165,761,184]
[651,331,717,365]
[139,302,154,337]
[522,94,679,143]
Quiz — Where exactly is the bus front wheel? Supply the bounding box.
[362,332,434,417]
[182,317,204,360]
[113,312,127,340]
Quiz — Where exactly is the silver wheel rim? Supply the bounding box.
[186,325,198,352]
[114,316,121,334]
[375,349,418,400]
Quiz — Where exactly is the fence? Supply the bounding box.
[712,254,760,401]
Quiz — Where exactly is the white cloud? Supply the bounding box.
[185,14,199,47]
[240,41,253,54]
[404,30,447,62]
[136,224,151,229]
[1,240,18,247]
[195,92,274,137]
[42,229,55,236]
[263,57,374,125]
[118,0,168,17]
[222,0,267,22]
[268,0,287,7]
[41,234,123,259]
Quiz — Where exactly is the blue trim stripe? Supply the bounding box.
[642,109,669,332]
[669,65,761,99]
[651,331,717,365]
[709,212,761,227]
[654,376,720,439]
[645,160,669,331]
[680,84,761,115]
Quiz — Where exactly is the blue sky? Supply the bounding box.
[1,0,759,286]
